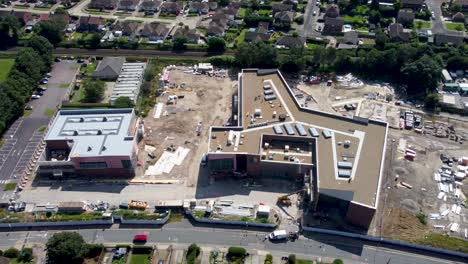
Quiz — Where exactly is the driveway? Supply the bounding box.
[0,60,78,198]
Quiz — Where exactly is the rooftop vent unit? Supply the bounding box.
[102,146,106,151]
[103,117,107,122]
[73,130,78,136]
[97,130,102,135]
[87,146,92,152]
[79,118,84,122]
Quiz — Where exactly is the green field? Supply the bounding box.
[130,253,150,264]
[445,22,465,31]
[0,59,14,83]
[414,21,431,29]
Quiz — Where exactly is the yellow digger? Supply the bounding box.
[277,188,306,205]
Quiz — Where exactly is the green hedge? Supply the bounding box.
[132,246,152,254]
[228,247,246,256]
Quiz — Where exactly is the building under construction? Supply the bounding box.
[207,69,388,228]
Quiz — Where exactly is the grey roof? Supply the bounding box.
[272,3,293,13]
[274,11,294,22]
[276,35,306,47]
[434,33,465,46]
[244,32,270,43]
[401,0,424,5]
[92,57,125,79]
[343,31,359,44]
[45,109,136,157]
[325,4,340,18]
[397,9,415,23]
[388,23,410,42]
[141,23,169,38]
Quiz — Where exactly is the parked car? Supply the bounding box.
[119,202,129,209]
[24,105,33,110]
[133,234,148,244]
[201,153,207,166]
[37,86,47,91]
[268,230,288,240]
[31,94,41,100]
[40,79,48,84]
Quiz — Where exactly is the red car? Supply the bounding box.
[133,234,148,244]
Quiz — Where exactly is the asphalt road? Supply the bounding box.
[301,0,320,38]
[0,61,78,199]
[0,223,465,264]
[426,0,446,34]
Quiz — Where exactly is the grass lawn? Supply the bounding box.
[236,29,248,46]
[82,62,97,76]
[0,59,14,83]
[71,88,86,103]
[59,83,70,88]
[23,109,33,117]
[130,253,150,264]
[239,7,246,18]
[414,21,431,29]
[70,32,83,40]
[362,38,375,45]
[414,233,468,253]
[158,15,177,20]
[44,108,55,117]
[3,183,16,191]
[37,125,47,132]
[307,43,318,50]
[296,259,314,264]
[10,257,35,264]
[445,22,465,31]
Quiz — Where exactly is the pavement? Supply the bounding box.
[426,0,446,34]
[0,220,465,264]
[0,60,78,201]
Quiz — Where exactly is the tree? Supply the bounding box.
[375,27,388,49]
[114,96,134,108]
[424,93,439,110]
[280,46,306,72]
[207,37,226,52]
[18,248,34,263]
[333,259,344,264]
[401,55,442,94]
[393,0,403,12]
[287,254,296,264]
[3,248,19,258]
[26,36,53,65]
[82,80,105,103]
[186,244,201,264]
[370,0,380,10]
[173,35,188,50]
[369,10,381,25]
[0,15,20,48]
[450,3,462,13]
[89,33,102,49]
[235,42,277,68]
[34,19,67,45]
[46,232,88,264]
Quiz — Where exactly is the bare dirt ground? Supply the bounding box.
[371,124,468,240]
[138,69,237,188]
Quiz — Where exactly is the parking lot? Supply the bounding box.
[0,60,79,198]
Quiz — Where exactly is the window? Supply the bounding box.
[79,162,107,169]
[121,160,133,169]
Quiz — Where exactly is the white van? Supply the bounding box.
[268,230,288,240]
[201,153,207,167]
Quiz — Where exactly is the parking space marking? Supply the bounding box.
[8,136,44,180]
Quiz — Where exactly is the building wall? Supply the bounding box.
[46,139,70,150]
[71,154,135,177]
[345,201,376,228]
[258,161,312,179]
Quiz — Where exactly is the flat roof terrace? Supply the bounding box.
[209,70,387,208]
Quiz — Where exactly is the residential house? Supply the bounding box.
[12,11,33,25]
[160,1,184,15]
[244,22,270,43]
[88,0,118,10]
[222,6,240,19]
[323,17,344,34]
[397,9,415,27]
[112,21,139,36]
[189,2,209,14]
[400,0,424,11]
[77,16,104,32]
[453,0,468,12]
[118,0,140,11]
[452,12,465,23]
[282,0,298,9]
[388,23,410,42]
[50,13,72,24]
[38,14,50,22]
[139,0,162,13]
[140,23,169,41]
[208,1,218,11]
[207,22,226,37]
[173,26,200,43]
[324,4,340,18]
[434,33,465,46]
[272,3,293,14]
[274,11,294,26]
[337,30,359,49]
[91,57,125,80]
[275,35,306,49]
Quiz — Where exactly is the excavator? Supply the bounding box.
[277,188,307,205]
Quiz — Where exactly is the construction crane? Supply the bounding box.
[277,188,307,205]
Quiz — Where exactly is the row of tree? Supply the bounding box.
[233,41,468,99]
[0,36,53,133]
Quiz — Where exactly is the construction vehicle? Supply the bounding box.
[129,200,148,210]
[277,188,306,205]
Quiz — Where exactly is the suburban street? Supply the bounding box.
[0,61,78,201]
[301,0,320,38]
[426,0,446,34]
[0,221,466,264]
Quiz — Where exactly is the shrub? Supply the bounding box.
[132,246,152,254]
[228,246,246,256]
[18,248,33,262]
[265,254,273,264]
[186,243,200,264]
[85,244,104,258]
[416,210,427,225]
[3,247,19,258]
[287,254,296,264]
[333,259,344,264]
